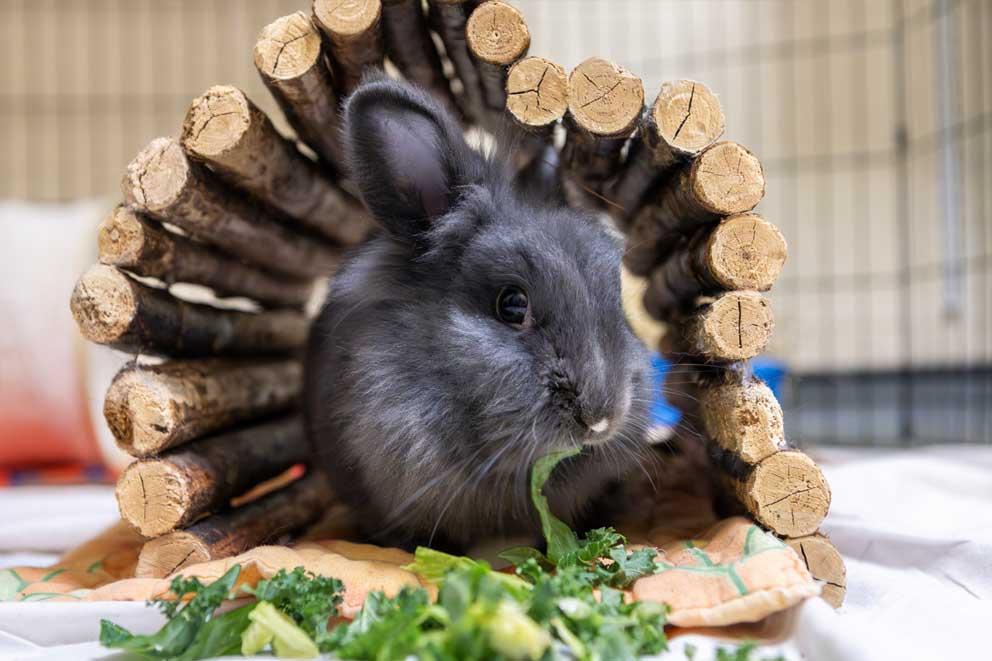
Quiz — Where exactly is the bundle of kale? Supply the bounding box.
[101,447,669,660]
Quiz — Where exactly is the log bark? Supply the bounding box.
[103,359,302,457]
[428,0,487,124]
[466,1,530,113]
[623,141,766,275]
[71,265,308,358]
[311,0,384,96]
[609,80,724,223]
[381,0,460,116]
[785,533,846,608]
[117,416,310,537]
[643,214,787,318]
[98,206,316,308]
[182,86,371,247]
[698,376,786,465]
[135,471,333,577]
[122,137,340,280]
[505,56,568,136]
[561,57,644,197]
[680,290,774,361]
[731,450,831,539]
[254,11,346,172]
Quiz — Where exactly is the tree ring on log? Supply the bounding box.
[567,57,644,137]
[653,80,725,155]
[254,11,322,80]
[690,141,765,215]
[506,57,568,129]
[466,1,530,65]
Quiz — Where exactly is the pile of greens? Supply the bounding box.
[101,447,669,660]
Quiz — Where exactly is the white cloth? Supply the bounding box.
[796,446,992,660]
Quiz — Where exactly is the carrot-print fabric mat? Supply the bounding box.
[0,514,817,628]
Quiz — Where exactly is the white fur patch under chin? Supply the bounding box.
[588,418,609,433]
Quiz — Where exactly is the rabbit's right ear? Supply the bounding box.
[343,78,479,239]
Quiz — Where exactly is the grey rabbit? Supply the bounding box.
[304,76,652,552]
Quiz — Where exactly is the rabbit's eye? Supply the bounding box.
[496,286,530,327]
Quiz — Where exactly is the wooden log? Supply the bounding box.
[182,86,371,247]
[428,0,487,123]
[698,376,786,465]
[311,0,384,96]
[135,471,333,577]
[70,265,308,358]
[98,206,316,308]
[785,533,846,608]
[254,11,345,172]
[643,214,787,318]
[381,0,459,116]
[515,143,563,202]
[680,290,774,361]
[731,450,831,538]
[122,137,340,280]
[623,141,766,275]
[103,359,302,458]
[466,1,530,113]
[609,80,725,222]
[561,57,644,204]
[505,56,568,137]
[117,416,310,537]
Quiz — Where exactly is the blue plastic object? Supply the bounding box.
[649,353,787,428]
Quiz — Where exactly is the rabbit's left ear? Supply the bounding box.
[343,78,479,238]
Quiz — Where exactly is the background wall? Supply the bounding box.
[0,0,989,445]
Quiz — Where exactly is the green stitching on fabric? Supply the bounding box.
[40,568,66,582]
[20,592,82,602]
[0,570,29,601]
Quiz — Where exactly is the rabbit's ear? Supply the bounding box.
[344,78,477,238]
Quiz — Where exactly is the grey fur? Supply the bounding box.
[304,78,652,551]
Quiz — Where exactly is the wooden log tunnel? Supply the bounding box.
[69,0,843,606]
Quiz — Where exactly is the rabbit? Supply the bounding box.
[303,76,653,553]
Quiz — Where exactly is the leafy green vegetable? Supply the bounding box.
[244,567,342,649]
[529,446,582,563]
[101,447,671,661]
[99,564,241,658]
[175,604,255,661]
[245,601,320,658]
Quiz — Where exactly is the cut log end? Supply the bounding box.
[466,1,530,66]
[182,86,251,159]
[98,207,158,268]
[117,461,191,537]
[652,80,725,155]
[691,141,765,215]
[104,370,175,457]
[136,532,212,577]
[699,377,785,464]
[506,57,568,129]
[254,12,322,80]
[786,533,846,608]
[567,57,644,137]
[313,0,381,37]
[121,137,189,212]
[706,214,788,291]
[742,451,831,538]
[70,265,138,346]
[690,291,774,361]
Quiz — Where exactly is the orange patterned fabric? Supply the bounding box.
[1,517,818,627]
